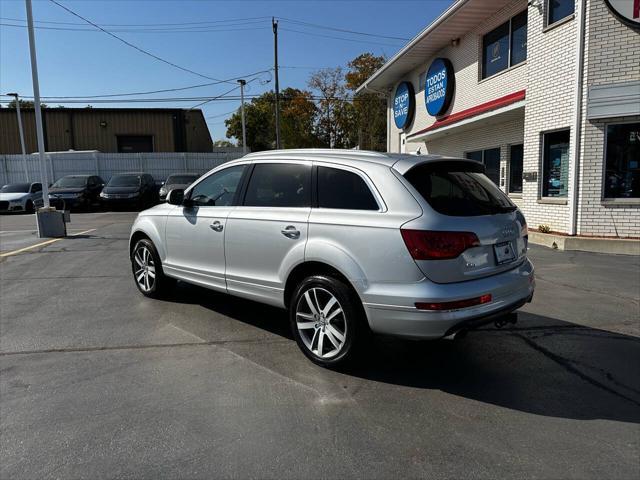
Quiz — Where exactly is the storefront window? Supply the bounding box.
[509,144,523,194]
[542,130,570,198]
[483,22,509,79]
[604,123,640,199]
[482,11,528,79]
[466,148,501,185]
[547,0,575,26]
[510,11,528,66]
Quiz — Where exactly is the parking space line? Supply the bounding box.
[0,228,97,258]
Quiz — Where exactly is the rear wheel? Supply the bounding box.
[131,238,174,298]
[289,275,365,367]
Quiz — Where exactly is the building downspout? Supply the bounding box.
[568,0,587,236]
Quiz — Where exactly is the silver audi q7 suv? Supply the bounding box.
[129,149,534,366]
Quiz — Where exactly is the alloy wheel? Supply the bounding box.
[295,287,347,359]
[133,245,156,292]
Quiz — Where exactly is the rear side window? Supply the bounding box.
[244,163,311,208]
[404,161,516,216]
[317,166,378,210]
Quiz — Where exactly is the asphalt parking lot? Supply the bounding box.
[1,212,639,479]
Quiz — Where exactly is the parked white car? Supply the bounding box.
[0,182,44,213]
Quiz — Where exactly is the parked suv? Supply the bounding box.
[49,175,105,211]
[129,150,534,366]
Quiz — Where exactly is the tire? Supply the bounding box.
[25,200,34,214]
[289,275,366,367]
[131,238,175,298]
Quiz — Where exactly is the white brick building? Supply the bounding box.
[358,0,639,238]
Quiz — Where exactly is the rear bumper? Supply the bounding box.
[362,258,535,339]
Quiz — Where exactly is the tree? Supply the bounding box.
[212,140,235,148]
[225,88,320,151]
[308,67,355,149]
[345,53,387,151]
[7,99,47,109]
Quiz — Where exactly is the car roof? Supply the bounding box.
[240,149,474,175]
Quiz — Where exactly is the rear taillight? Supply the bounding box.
[401,229,480,260]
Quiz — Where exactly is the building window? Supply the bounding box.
[510,11,528,66]
[604,123,640,199]
[542,129,570,198]
[547,0,575,26]
[509,144,523,194]
[466,148,501,185]
[482,10,528,79]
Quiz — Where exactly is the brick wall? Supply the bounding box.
[389,0,528,153]
[520,2,578,234]
[576,1,640,237]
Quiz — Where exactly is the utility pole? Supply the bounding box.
[25,0,50,209]
[272,17,281,149]
[237,79,247,154]
[6,92,29,181]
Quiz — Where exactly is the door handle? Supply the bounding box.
[281,225,300,239]
[210,221,224,232]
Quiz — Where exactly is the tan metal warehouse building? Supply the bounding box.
[0,107,213,154]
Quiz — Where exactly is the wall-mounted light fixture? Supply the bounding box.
[99,120,107,128]
[528,0,543,12]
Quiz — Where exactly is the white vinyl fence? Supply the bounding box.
[0,151,245,186]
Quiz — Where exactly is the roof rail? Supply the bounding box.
[244,149,389,158]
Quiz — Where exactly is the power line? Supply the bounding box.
[279,28,403,47]
[0,70,272,100]
[0,15,271,27]
[206,109,238,119]
[0,95,355,105]
[0,21,270,33]
[189,85,241,110]
[47,0,234,83]
[278,17,409,41]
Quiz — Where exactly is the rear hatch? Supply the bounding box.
[400,160,528,284]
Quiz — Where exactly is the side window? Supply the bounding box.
[31,183,42,193]
[317,166,379,211]
[244,163,311,208]
[190,165,245,207]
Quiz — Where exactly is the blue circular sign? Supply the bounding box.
[393,81,415,129]
[425,58,455,117]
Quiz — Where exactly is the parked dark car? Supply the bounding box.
[158,173,200,202]
[49,175,105,211]
[100,173,157,210]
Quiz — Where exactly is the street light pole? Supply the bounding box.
[25,0,50,209]
[272,17,281,149]
[237,79,247,154]
[6,92,29,182]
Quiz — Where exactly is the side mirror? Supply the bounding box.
[167,189,185,206]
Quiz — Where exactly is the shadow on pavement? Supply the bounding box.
[165,281,640,424]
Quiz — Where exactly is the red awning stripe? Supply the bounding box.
[408,89,526,138]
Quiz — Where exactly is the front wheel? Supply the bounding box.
[289,275,365,367]
[131,238,174,298]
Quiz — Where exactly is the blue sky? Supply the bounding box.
[0,0,453,142]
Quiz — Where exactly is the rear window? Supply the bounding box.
[404,161,516,216]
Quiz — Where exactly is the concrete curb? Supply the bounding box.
[528,232,640,256]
